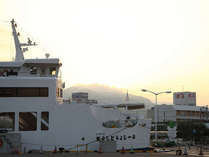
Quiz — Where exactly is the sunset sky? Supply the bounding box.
[0,0,209,105]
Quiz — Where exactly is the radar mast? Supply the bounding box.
[11,19,37,62]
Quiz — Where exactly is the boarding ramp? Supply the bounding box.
[99,141,116,153]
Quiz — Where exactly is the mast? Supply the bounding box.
[11,19,23,61]
[11,19,37,62]
[125,90,129,101]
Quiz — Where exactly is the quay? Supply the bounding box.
[1,147,209,157]
[0,152,209,157]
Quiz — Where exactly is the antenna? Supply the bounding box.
[125,89,129,101]
[11,19,23,61]
[45,53,50,59]
[11,19,37,61]
[27,38,32,45]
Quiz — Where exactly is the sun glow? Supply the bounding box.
[1,0,209,104]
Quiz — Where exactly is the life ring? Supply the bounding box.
[0,138,3,147]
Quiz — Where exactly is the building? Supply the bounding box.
[72,92,88,102]
[147,104,209,142]
[146,91,209,142]
[147,104,209,123]
[173,92,196,106]
[72,92,98,104]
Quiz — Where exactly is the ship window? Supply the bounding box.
[18,88,39,97]
[30,67,37,75]
[0,87,48,97]
[56,88,59,97]
[41,112,49,130]
[19,112,37,131]
[50,67,56,76]
[0,88,17,97]
[0,112,15,131]
[56,88,63,98]
[39,88,48,97]
[60,89,63,97]
[41,68,45,75]
[7,69,18,76]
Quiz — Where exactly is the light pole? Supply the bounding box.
[141,89,172,143]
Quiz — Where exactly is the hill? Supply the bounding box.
[64,84,153,109]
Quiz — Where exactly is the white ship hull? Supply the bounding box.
[0,19,151,153]
[1,95,151,152]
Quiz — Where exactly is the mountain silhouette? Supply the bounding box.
[64,84,153,109]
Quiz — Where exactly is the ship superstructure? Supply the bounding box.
[0,19,151,153]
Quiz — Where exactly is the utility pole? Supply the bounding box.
[199,107,203,155]
[141,89,172,143]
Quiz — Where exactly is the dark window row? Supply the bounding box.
[0,87,48,97]
[0,112,49,131]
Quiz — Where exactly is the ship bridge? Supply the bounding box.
[0,58,61,78]
[0,19,62,78]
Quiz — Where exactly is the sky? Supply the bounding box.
[0,0,209,105]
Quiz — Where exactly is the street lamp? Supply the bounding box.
[141,89,172,143]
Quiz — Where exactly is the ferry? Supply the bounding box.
[0,19,151,153]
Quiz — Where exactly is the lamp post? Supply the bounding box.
[141,89,172,143]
